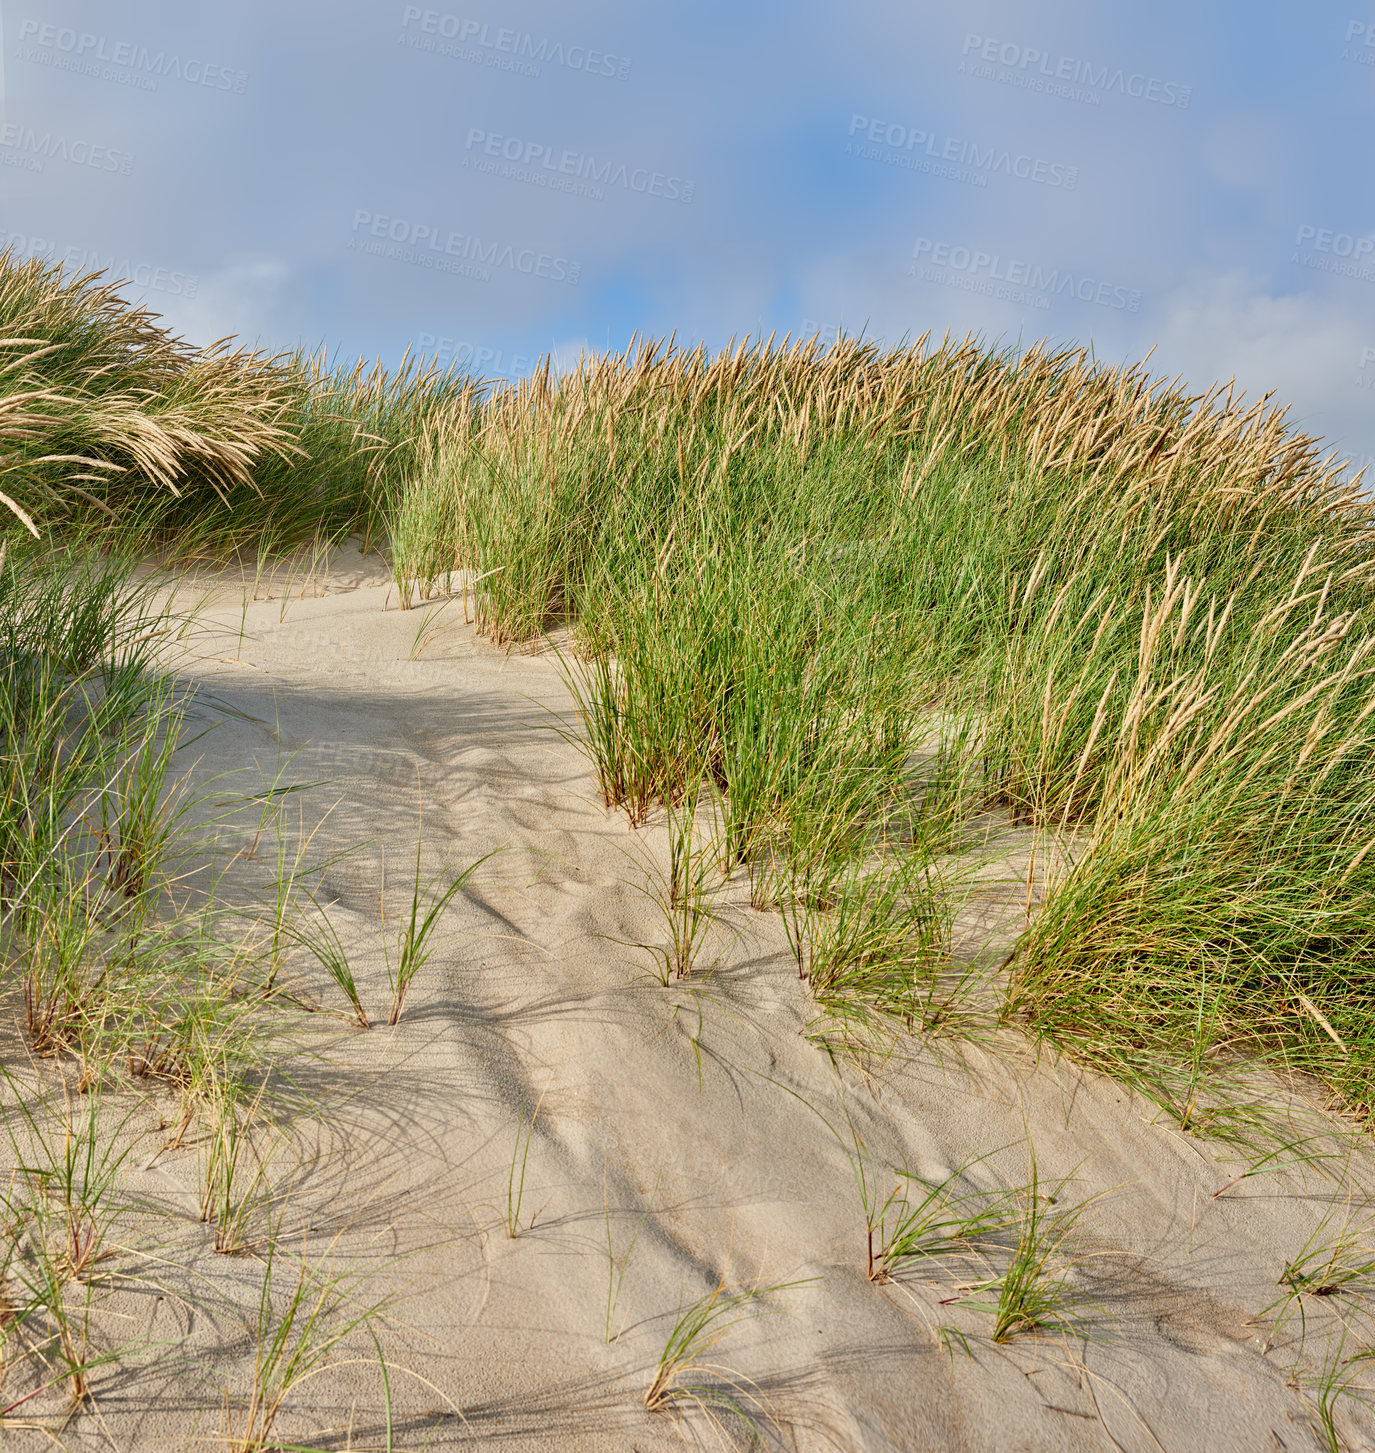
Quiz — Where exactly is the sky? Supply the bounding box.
[1,0,1373,478]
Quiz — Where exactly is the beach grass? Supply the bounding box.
[7,245,1375,1442]
[379,329,1375,1124]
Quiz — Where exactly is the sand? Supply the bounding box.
[12,543,1375,1451]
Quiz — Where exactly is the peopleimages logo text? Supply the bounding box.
[398,7,630,79]
[0,231,197,297]
[1344,20,1375,64]
[846,115,1077,189]
[1292,224,1375,283]
[464,130,694,203]
[1357,347,1375,392]
[0,123,134,174]
[348,211,581,285]
[910,238,1141,311]
[960,34,1190,107]
[16,20,249,93]
[416,334,535,377]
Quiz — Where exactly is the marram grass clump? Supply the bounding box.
[0,245,480,555]
[397,329,1375,1120]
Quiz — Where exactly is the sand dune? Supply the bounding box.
[24,545,1371,1451]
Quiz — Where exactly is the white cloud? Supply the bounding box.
[1144,271,1375,474]
[154,257,292,351]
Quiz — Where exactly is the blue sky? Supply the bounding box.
[2,0,1373,476]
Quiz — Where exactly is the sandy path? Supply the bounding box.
[58,545,1374,1451]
